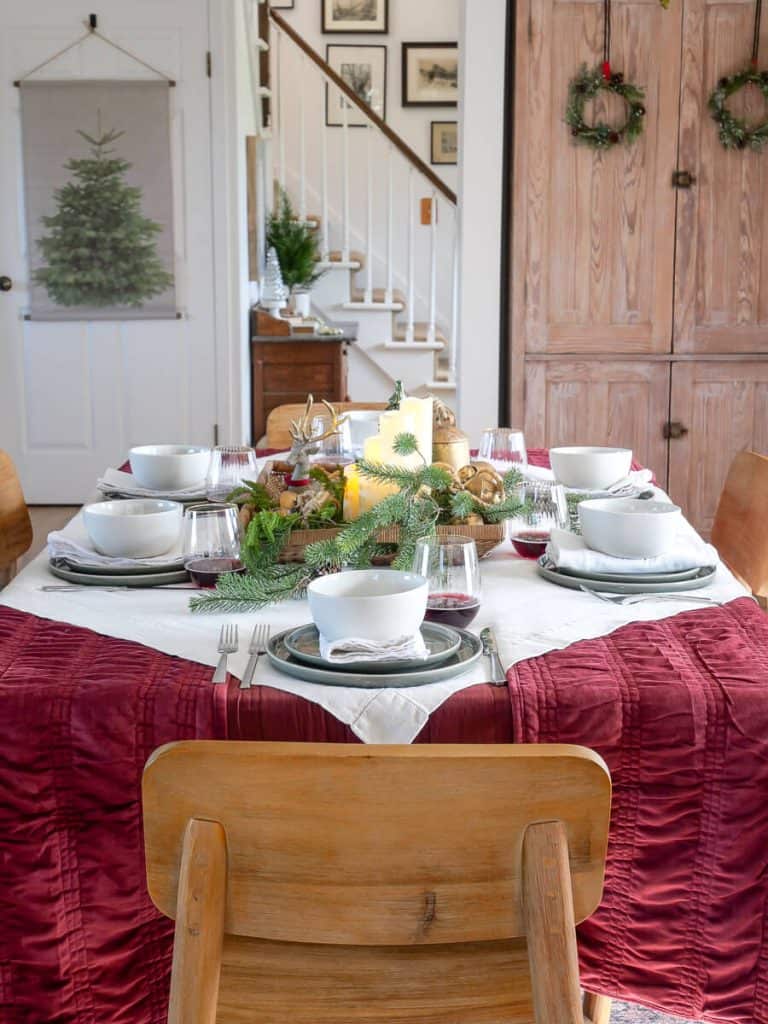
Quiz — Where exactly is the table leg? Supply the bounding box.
[583,991,612,1024]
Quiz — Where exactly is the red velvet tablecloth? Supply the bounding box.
[2,453,767,1024]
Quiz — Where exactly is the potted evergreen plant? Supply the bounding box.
[266,187,324,317]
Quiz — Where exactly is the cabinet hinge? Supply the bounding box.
[206,51,212,78]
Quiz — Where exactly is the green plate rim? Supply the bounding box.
[48,562,190,588]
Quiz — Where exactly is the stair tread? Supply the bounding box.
[393,321,447,344]
[348,286,405,308]
[326,249,365,265]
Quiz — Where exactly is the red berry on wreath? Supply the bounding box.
[609,131,620,143]
[736,137,747,149]
[571,127,580,136]
[718,77,729,89]
[610,73,624,86]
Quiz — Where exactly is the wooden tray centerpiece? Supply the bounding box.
[190,392,525,613]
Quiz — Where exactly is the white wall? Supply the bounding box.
[456,0,507,445]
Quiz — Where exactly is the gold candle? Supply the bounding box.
[342,464,361,521]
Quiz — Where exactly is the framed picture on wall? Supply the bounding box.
[430,121,457,165]
[270,0,295,8]
[402,43,458,107]
[326,44,387,127]
[322,0,388,34]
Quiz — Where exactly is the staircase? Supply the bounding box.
[242,1,459,403]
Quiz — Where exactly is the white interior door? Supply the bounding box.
[0,0,217,502]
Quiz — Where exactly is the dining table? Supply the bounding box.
[1,449,768,1024]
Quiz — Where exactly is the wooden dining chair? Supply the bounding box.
[143,741,612,1024]
[265,401,387,449]
[0,450,33,587]
[711,450,768,601]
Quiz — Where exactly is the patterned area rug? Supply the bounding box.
[613,1003,697,1024]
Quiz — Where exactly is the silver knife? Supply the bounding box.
[480,627,507,687]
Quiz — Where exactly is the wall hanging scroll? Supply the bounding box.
[17,17,177,320]
[708,0,768,150]
[564,0,646,150]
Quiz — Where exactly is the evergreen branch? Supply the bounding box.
[392,432,419,457]
[189,563,312,613]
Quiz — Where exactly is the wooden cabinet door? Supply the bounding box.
[511,0,682,359]
[668,361,768,534]
[674,0,768,354]
[524,360,671,482]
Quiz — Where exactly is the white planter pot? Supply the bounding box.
[291,290,312,317]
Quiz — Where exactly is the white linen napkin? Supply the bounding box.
[521,464,654,496]
[96,467,207,500]
[319,633,429,665]
[47,527,184,569]
[546,527,719,574]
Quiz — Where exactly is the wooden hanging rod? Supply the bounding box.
[269,9,457,205]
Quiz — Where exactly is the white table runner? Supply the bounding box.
[1,500,748,743]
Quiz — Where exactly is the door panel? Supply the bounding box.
[524,360,670,483]
[674,0,768,353]
[512,0,682,356]
[669,361,768,534]
[0,1,216,502]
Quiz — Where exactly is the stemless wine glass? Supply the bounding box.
[508,481,569,559]
[413,535,481,627]
[310,413,353,463]
[479,428,528,471]
[182,503,243,587]
[206,446,259,501]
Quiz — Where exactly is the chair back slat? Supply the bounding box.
[143,741,611,948]
[0,451,33,573]
[265,402,387,449]
[712,450,768,597]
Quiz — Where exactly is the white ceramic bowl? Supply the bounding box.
[307,569,428,642]
[579,498,682,559]
[549,446,633,490]
[129,445,210,491]
[82,499,183,558]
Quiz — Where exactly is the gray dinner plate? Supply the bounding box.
[48,562,190,588]
[50,556,185,576]
[267,627,483,688]
[547,561,704,584]
[283,622,462,674]
[536,557,717,594]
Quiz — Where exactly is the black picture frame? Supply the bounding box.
[325,44,387,128]
[430,120,457,165]
[402,42,458,108]
[322,0,389,34]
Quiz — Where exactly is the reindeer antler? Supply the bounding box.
[287,396,350,454]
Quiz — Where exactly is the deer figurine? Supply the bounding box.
[286,395,349,484]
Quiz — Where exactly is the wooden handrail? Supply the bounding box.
[269,9,457,205]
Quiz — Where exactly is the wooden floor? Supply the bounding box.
[20,506,78,570]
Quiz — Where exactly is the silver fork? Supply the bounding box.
[239,623,271,690]
[212,623,239,684]
[578,584,719,607]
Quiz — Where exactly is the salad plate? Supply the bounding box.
[283,622,461,673]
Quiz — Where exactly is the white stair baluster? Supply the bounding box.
[427,190,437,345]
[342,88,350,263]
[450,212,459,381]
[385,142,393,305]
[365,123,373,304]
[406,167,415,344]
[320,68,329,261]
[298,53,307,220]
[276,28,285,194]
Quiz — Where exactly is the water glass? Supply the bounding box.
[479,428,528,472]
[413,535,481,627]
[508,481,569,559]
[205,445,259,501]
[310,413,353,463]
[182,503,243,587]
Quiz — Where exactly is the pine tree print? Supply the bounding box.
[33,121,173,308]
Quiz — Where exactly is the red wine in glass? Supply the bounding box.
[186,557,245,589]
[511,530,550,560]
[424,592,480,627]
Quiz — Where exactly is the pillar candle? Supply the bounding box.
[342,464,361,521]
[400,396,433,462]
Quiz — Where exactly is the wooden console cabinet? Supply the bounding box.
[250,319,355,443]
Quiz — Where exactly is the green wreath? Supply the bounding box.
[565,64,646,150]
[708,67,768,150]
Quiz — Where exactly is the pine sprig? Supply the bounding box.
[189,563,313,613]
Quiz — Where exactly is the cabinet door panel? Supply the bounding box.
[669,362,768,534]
[512,0,682,356]
[524,360,670,482]
[674,0,768,353]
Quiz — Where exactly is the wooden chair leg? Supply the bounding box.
[522,820,584,1024]
[167,818,227,1024]
[583,991,613,1024]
